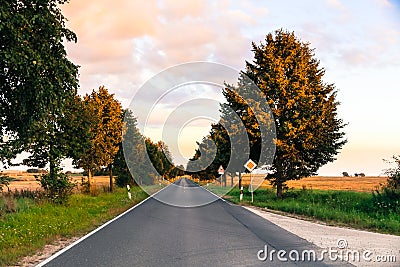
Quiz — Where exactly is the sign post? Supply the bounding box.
[218,165,224,187]
[244,159,257,203]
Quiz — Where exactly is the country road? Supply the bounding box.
[39,179,351,266]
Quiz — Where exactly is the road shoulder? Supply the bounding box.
[244,206,400,267]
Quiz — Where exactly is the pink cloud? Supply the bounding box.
[61,0,260,82]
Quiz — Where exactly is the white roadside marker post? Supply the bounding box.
[218,165,225,188]
[240,186,243,201]
[127,184,132,200]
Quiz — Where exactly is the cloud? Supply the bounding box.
[61,0,265,98]
[61,0,160,91]
[159,0,207,18]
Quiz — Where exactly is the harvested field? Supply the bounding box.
[1,172,111,192]
[2,171,388,192]
[239,174,387,192]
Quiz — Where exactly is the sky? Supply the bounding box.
[13,0,400,176]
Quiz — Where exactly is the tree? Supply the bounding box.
[0,0,80,202]
[372,156,400,214]
[195,30,346,198]
[169,165,185,178]
[187,136,220,181]
[188,75,272,185]
[145,139,175,180]
[0,0,79,162]
[244,29,346,197]
[115,110,180,186]
[114,110,144,187]
[73,86,123,192]
[384,156,400,190]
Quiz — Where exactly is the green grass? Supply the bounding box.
[0,187,148,266]
[224,187,400,235]
[203,184,234,196]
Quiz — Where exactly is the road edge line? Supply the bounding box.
[198,184,233,205]
[36,184,171,267]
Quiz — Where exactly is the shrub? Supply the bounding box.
[0,175,12,192]
[37,169,76,204]
[372,156,400,214]
[384,156,400,190]
[115,172,134,188]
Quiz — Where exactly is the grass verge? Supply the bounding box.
[0,187,148,266]
[224,187,400,236]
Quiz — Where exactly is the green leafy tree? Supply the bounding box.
[383,155,400,190]
[0,0,80,202]
[114,110,145,187]
[37,166,75,203]
[243,29,346,197]
[194,30,346,198]
[115,110,179,186]
[0,0,79,160]
[372,155,400,214]
[187,125,230,181]
[73,86,123,192]
[145,139,175,181]
[169,165,185,178]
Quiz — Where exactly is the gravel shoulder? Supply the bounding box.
[245,206,400,267]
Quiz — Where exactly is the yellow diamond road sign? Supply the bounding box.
[244,159,257,172]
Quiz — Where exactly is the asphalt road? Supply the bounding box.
[41,179,351,266]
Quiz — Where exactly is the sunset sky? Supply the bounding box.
[57,0,400,176]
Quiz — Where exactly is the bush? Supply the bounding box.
[372,155,400,214]
[0,176,12,192]
[37,170,76,204]
[372,187,400,214]
[385,156,400,190]
[115,172,134,188]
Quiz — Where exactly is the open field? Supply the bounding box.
[2,171,388,193]
[1,172,112,192]
[240,175,387,192]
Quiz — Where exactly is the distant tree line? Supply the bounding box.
[342,172,366,177]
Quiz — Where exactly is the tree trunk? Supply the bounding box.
[49,143,56,180]
[275,159,283,199]
[109,164,113,192]
[49,157,56,180]
[276,180,283,199]
[238,172,242,189]
[276,181,283,199]
[88,169,92,192]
